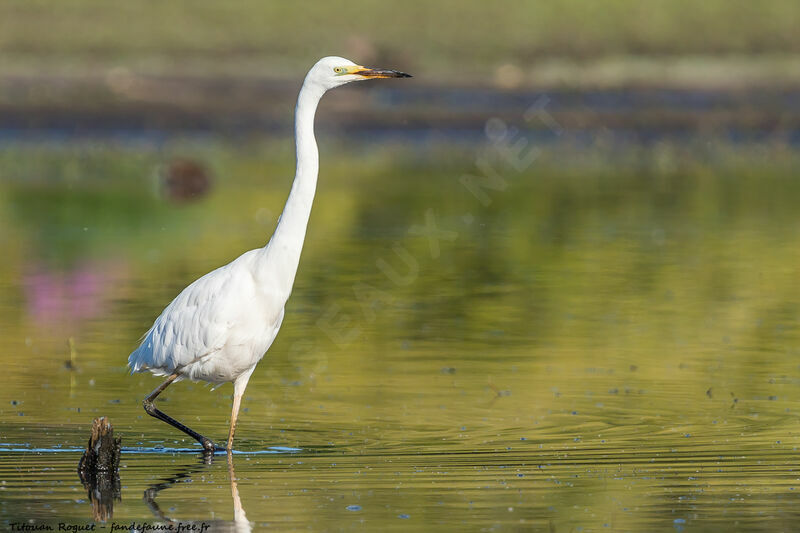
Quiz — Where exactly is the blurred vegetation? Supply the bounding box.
[2,139,799,401]
[1,0,799,86]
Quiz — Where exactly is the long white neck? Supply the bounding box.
[259,78,325,300]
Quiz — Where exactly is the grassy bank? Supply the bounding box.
[1,1,799,87]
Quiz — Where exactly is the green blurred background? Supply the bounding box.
[2,0,800,82]
[2,1,800,531]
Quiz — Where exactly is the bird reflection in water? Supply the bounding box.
[143,453,251,533]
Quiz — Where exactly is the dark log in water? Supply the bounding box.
[78,417,121,522]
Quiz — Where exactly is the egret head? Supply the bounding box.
[306,56,411,92]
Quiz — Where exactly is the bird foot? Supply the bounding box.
[200,437,225,453]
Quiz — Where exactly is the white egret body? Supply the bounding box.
[128,57,410,452]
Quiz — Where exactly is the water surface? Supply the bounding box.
[1,140,799,530]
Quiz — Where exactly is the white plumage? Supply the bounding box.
[128,56,410,452]
[129,250,284,383]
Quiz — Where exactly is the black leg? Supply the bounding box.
[142,373,223,452]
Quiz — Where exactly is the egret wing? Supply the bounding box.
[128,251,261,376]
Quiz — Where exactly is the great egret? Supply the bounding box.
[128,56,411,452]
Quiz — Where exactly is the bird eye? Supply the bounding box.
[333,67,344,74]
